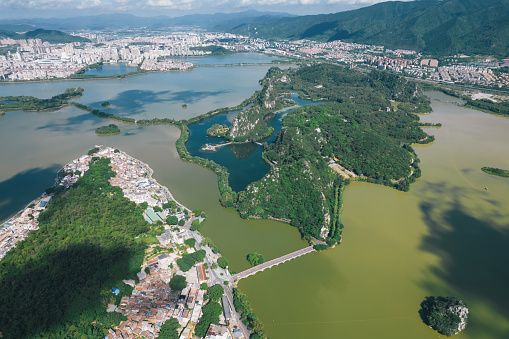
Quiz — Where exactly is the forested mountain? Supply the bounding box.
[0,28,90,43]
[229,0,509,57]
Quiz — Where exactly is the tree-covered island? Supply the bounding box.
[481,167,509,178]
[419,296,469,336]
[95,124,121,136]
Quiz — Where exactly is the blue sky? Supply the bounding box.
[0,0,413,19]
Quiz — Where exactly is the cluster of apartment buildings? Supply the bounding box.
[0,31,241,81]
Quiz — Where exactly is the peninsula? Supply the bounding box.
[0,146,266,339]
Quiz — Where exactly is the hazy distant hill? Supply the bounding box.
[0,28,90,43]
[229,0,509,57]
[0,11,294,32]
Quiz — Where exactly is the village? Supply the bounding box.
[0,146,249,339]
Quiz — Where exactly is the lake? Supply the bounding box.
[185,94,321,191]
[1,57,508,339]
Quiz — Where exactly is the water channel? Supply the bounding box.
[186,94,321,192]
[1,57,509,338]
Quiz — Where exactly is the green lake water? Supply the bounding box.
[1,59,509,339]
[238,92,509,338]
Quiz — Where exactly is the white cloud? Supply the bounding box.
[145,0,196,9]
[76,0,103,9]
[300,0,320,4]
[328,0,411,4]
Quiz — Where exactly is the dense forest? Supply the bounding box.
[0,87,84,112]
[232,64,431,242]
[0,158,149,338]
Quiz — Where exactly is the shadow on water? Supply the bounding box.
[0,165,61,222]
[417,181,509,332]
[35,113,98,132]
[90,89,230,116]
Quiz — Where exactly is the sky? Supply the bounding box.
[0,0,414,19]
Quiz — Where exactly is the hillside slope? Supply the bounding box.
[230,0,509,57]
[0,29,90,44]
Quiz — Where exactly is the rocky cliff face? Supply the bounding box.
[228,67,289,142]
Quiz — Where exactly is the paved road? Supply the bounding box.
[232,246,315,280]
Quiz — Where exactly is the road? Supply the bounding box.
[232,246,315,281]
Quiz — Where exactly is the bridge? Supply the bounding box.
[231,246,315,281]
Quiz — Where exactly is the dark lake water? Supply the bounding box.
[186,94,321,191]
[84,63,137,76]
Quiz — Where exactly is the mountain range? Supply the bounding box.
[229,0,509,57]
[0,29,90,44]
[0,11,294,32]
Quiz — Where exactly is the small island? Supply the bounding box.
[247,252,266,266]
[419,296,469,336]
[101,101,110,107]
[481,166,509,178]
[95,124,120,136]
[182,103,188,109]
[206,123,229,137]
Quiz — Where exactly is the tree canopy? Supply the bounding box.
[208,284,224,302]
[419,296,468,336]
[169,275,187,291]
[247,252,265,266]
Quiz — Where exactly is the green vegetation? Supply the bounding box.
[201,237,220,254]
[190,45,234,56]
[158,318,180,339]
[207,123,229,137]
[217,257,229,269]
[71,102,136,124]
[176,249,206,272]
[184,238,196,248]
[95,124,120,136]
[419,296,468,336]
[182,103,188,109]
[190,219,200,231]
[0,44,18,56]
[166,215,179,225]
[233,288,268,338]
[464,98,509,117]
[0,158,149,338]
[481,167,509,178]
[169,275,187,291]
[200,282,209,290]
[229,64,429,241]
[0,28,90,44]
[207,284,224,302]
[247,252,265,266]
[230,0,509,57]
[0,87,84,112]
[87,147,100,155]
[101,101,111,107]
[194,301,223,338]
